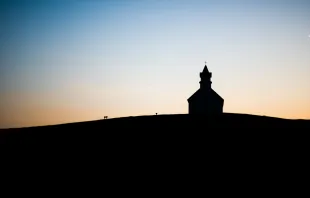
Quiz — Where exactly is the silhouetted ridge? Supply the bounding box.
[0,113,309,145]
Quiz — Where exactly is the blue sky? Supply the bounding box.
[1,0,310,128]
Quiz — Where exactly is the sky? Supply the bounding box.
[0,0,310,128]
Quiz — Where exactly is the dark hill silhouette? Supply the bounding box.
[1,113,309,145]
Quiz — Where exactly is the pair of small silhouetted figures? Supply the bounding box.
[104,116,108,119]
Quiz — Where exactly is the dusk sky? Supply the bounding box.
[1,0,310,128]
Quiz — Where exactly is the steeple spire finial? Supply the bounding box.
[202,61,210,73]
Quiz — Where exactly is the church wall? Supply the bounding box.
[188,96,223,115]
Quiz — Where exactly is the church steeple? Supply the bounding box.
[199,63,212,89]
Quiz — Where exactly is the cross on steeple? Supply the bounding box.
[205,61,207,65]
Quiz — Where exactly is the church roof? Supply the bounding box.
[187,88,223,102]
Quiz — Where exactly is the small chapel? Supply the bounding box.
[187,63,224,114]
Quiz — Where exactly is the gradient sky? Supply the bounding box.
[1,0,310,128]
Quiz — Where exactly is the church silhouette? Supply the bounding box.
[187,63,224,114]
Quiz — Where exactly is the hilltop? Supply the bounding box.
[1,113,309,145]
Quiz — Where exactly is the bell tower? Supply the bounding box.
[199,62,212,89]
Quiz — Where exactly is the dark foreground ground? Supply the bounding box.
[1,113,309,179]
[1,113,309,145]
[1,113,308,192]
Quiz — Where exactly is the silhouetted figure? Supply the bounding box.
[187,63,224,114]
